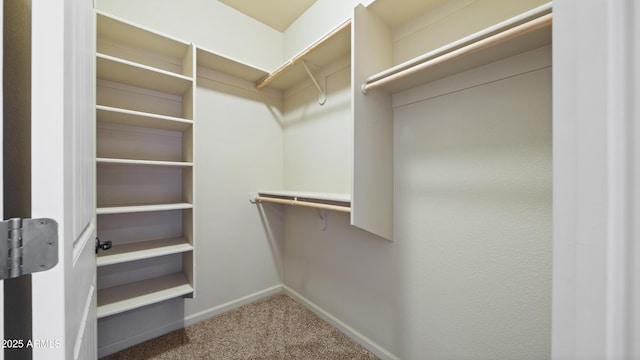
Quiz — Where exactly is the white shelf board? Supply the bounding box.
[257,21,351,91]
[256,190,351,203]
[97,202,193,215]
[96,105,193,132]
[96,11,190,60]
[97,272,193,318]
[97,237,193,267]
[370,25,551,94]
[364,3,552,94]
[97,157,193,168]
[196,47,268,83]
[97,53,192,95]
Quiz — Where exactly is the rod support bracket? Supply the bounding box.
[301,60,326,105]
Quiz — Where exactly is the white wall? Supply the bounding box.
[394,52,552,358]
[188,72,284,313]
[282,59,352,193]
[95,0,283,71]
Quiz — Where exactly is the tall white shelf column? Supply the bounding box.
[94,11,196,319]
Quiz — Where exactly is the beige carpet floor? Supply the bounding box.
[101,293,379,359]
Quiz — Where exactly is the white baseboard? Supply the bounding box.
[97,284,283,358]
[282,285,400,360]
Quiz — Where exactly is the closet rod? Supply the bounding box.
[254,196,351,213]
[361,12,552,93]
[256,19,351,90]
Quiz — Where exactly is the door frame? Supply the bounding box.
[552,0,639,358]
[0,2,4,358]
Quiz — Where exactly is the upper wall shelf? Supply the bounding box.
[255,20,351,91]
[361,2,552,94]
[196,47,269,84]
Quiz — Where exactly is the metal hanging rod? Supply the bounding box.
[252,195,351,213]
[362,5,552,94]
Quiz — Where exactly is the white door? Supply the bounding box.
[30,0,97,359]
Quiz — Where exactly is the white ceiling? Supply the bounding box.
[218,0,318,32]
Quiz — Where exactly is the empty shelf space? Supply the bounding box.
[97,53,192,95]
[97,105,193,131]
[97,238,193,267]
[97,11,190,61]
[97,273,193,318]
[97,157,193,167]
[252,191,351,213]
[97,202,193,215]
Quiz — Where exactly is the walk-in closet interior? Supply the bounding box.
[94,0,552,358]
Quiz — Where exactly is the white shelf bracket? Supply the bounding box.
[301,60,326,105]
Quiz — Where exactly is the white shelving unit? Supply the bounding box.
[95,11,196,319]
[351,0,552,241]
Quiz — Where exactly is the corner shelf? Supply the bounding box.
[97,273,193,318]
